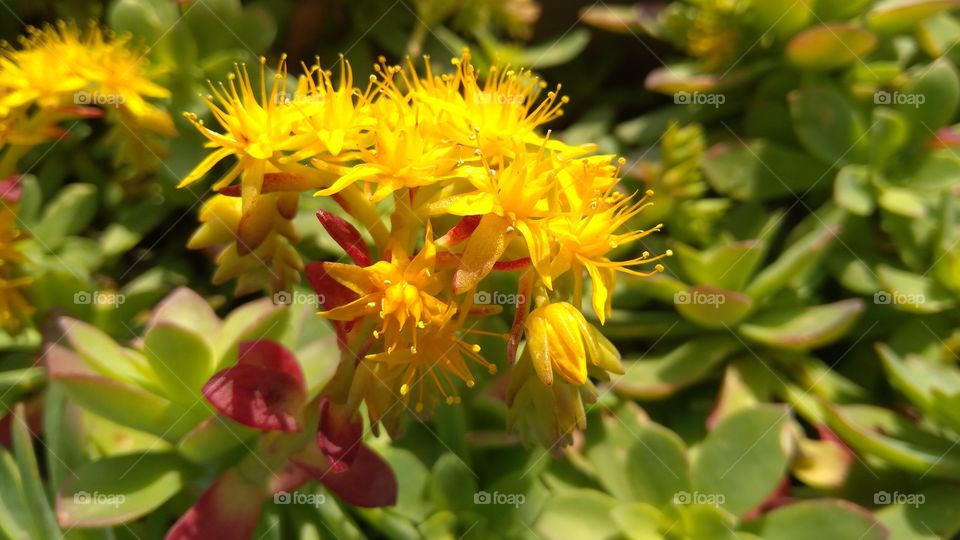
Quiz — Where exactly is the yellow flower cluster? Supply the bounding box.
[182,51,667,446]
[0,22,174,179]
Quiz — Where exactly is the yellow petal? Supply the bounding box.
[178,147,233,188]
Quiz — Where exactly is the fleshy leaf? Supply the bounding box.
[754,500,889,540]
[613,336,740,399]
[166,468,265,540]
[739,299,865,350]
[316,399,363,472]
[691,405,792,517]
[202,340,307,432]
[786,24,877,71]
[56,453,192,527]
[293,445,398,507]
[316,210,372,266]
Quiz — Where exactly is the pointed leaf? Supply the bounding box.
[739,299,864,350]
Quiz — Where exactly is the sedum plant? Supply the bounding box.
[45,287,397,538]
[180,50,668,449]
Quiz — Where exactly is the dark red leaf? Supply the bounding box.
[305,262,359,342]
[166,469,264,540]
[316,399,363,472]
[293,446,397,508]
[237,340,305,388]
[202,341,306,432]
[316,210,372,266]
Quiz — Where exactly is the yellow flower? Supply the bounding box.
[188,193,303,295]
[180,57,297,204]
[320,230,449,353]
[313,121,461,201]
[523,301,623,387]
[0,24,87,110]
[363,319,497,413]
[285,58,377,161]
[429,147,556,291]
[547,191,670,323]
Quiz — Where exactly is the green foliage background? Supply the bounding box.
[1,0,960,539]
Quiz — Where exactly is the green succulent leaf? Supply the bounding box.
[876,265,956,313]
[536,489,619,540]
[702,139,833,200]
[834,165,875,216]
[673,240,768,291]
[786,24,877,71]
[752,499,888,540]
[739,299,865,350]
[867,0,960,34]
[56,452,193,527]
[142,321,217,403]
[689,405,792,518]
[674,285,754,328]
[789,85,868,165]
[822,404,960,478]
[613,335,741,399]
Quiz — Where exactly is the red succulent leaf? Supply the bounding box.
[0,176,22,203]
[202,340,306,432]
[316,399,363,472]
[437,215,481,247]
[166,469,265,540]
[305,261,360,343]
[316,210,372,266]
[291,445,397,508]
